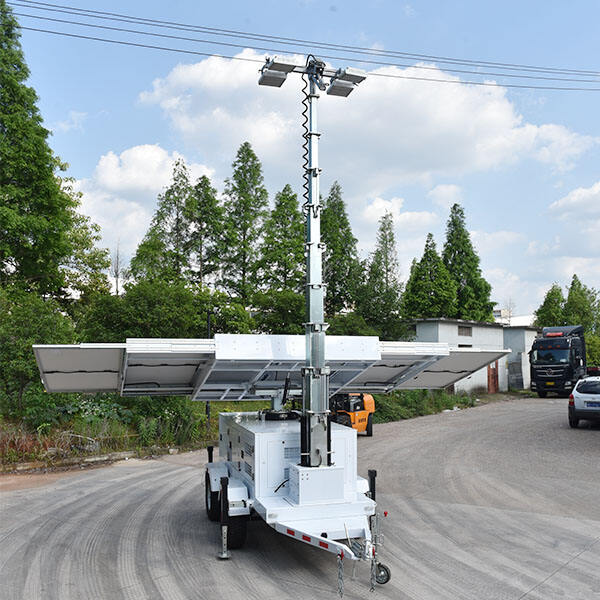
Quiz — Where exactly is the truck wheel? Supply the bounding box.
[568,415,579,429]
[227,516,248,549]
[366,414,373,437]
[375,563,391,585]
[537,390,547,398]
[205,470,220,522]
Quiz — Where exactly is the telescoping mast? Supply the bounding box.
[259,55,368,470]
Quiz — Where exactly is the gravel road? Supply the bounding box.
[1,397,599,600]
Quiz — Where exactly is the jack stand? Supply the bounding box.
[218,476,230,559]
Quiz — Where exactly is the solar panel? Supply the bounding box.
[34,335,509,399]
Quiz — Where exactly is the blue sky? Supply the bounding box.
[13,0,600,314]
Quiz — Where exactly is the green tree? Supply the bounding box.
[327,312,378,336]
[221,142,268,304]
[129,160,192,283]
[442,204,494,321]
[187,175,224,285]
[253,290,304,334]
[256,184,304,292]
[321,182,362,315]
[0,4,79,295]
[533,283,565,328]
[77,281,253,343]
[0,285,75,417]
[563,274,597,334]
[357,213,404,339]
[402,233,458,320]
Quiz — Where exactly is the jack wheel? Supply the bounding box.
[375,562,391,585]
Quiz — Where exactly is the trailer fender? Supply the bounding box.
[227,477,251,516]
[206,463,229,494]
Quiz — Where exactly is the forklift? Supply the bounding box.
[330,393,376,436]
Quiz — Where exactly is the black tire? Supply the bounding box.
[205,470,220,522]
[375,562,391,585]
[569,414,579,429]
[537,390,547,398]
[366,414,373,437]
[227,516,248,549]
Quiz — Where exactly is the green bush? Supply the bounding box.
[373,389,475,423]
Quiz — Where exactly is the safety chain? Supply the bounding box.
[337,553,344,597]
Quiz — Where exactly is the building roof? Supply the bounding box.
[415,317,504,329]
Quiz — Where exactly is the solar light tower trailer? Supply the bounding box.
[209,56,389,593]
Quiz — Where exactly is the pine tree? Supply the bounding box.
[533,283,565,327]
[187,175,224,285]
[442,204,494,321]
[129,160,192,282]
[563,274,597,333]
[321,182,362,316]
[402,233,457,319]
[221,142,268,304]
[257,184,304,292]
[356,213,404,339]
[0,2,78,294]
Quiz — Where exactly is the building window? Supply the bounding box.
[458,325,472,337]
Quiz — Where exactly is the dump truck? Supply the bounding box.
[529,325,587,397]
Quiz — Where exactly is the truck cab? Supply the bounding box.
[529,325,587,397]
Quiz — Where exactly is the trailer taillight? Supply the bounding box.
[569,394,574,406]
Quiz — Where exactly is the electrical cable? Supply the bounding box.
[16,25,600,91]
[12,10,600,84]
[11,0,600,77]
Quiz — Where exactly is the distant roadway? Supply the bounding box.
[1,397,599,599]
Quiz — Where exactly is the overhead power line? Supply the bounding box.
[11,0,599,77]
[12,10,600,85]
[18,26,600,92]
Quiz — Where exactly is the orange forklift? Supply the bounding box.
[330,393,375,436]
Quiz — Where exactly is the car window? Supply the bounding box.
[576,380,600,394]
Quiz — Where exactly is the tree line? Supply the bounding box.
[0,0,493,435]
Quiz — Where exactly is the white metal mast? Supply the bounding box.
[259,56,366,467]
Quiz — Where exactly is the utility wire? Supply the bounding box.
[11,0,600,77]
[12,10,600,84]
[18,25,600,92]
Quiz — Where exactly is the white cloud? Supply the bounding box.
[526,237,561,257]
[362,196,405,223]
[52,110,87,133]
[139,50,595,207]
[550,180,600,218]
[427,184,462,209]
[470,230,526,255]
[76,144,213,257]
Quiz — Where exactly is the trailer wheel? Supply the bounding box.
[537,390,547,398]
[227,516,248,549]
[366,414,373,437]
[375,562,391,585]
[205,470,220,522]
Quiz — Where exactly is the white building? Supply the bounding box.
[503,325,539,389]
[414,318,539,393]
[414,318,507,393]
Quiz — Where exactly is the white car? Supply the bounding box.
[569,376,600,428]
